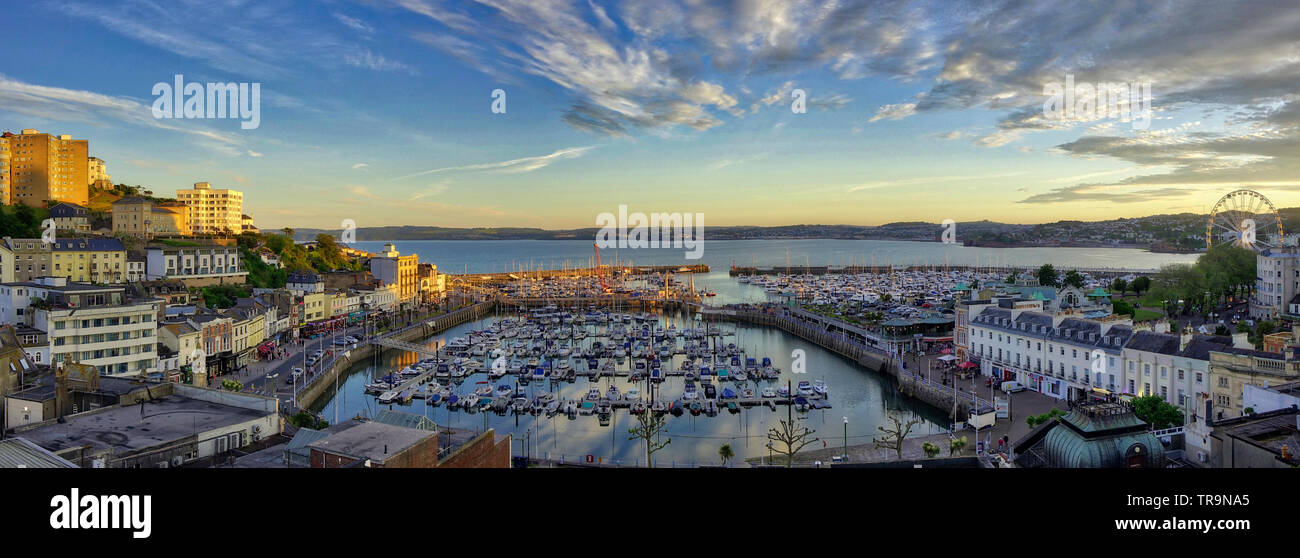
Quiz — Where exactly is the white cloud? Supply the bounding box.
[869,102,917,122]
[392,146,595,180]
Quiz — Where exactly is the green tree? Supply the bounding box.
[1130,275,1152,295]
[1111,278,1128,297]
[718,443,735,466]
[1131,395,1184,429]
[949,436,968,456]
[921,442,941,458]
[1036,264,1060,287]
[1063,269,1085,288]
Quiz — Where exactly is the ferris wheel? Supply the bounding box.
[1206,189,1283,251]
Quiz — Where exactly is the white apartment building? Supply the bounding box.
[0,277,158,377]
[968,302,1132,402]
[87,156,109,184]
[177,181,243,234]
[1252,248,1300,319]
[145,244,247,287]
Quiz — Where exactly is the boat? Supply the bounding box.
[585,387,601,401]
[720,387,737,400]
[495,384,514,398]
[813,379,828,396]
[626,386,640,401]
[606,384,621,401]
[762,387,777,398]
[778,385,790,398]
[794,396,810,412]
[797,381,813,396]
[683,381,698,400]
[473,383,493,397]
[579,401,596,415]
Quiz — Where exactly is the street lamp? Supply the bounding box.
[842,416,848,462]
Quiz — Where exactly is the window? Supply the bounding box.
[1218,377,1230,388]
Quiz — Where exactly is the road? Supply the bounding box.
[220,303,457,415]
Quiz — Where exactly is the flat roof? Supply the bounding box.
[307,421,434,464]
[20,394,271,454]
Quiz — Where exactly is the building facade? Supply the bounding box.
[369,243,419,307]
[0,278,158,377]
[48,202,91,234]
[1,129,89,207]
[1252,248,1300,319]
[145,244,247,287]
[177,181,243,235]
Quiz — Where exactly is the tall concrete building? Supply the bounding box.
[1,129,89,207]
[0,134,10,204]
[177,181,243,235]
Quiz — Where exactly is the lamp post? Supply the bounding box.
[842,416,848,462]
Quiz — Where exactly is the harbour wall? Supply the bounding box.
[708,307,986,421]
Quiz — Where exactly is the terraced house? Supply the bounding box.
[145,243,247,287]
[968,299,1133,403]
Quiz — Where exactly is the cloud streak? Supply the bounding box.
[391,146,595,180]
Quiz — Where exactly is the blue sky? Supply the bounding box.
[3,0,1299,230]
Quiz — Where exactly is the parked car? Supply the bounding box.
[1000,381,1025,393]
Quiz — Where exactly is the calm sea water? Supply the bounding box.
[311,310,953,466]
[312,239,1194,464]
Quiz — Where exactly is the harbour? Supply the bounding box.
[309,304,951,465]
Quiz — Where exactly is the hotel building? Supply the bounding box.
[177,181,244,234]
[369,243,419,307]
[0,277,159,377]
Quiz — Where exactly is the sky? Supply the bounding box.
[2,0,1299,231]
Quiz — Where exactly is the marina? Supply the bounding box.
[312,305,951,464]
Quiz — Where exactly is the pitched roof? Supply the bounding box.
[1125,331,1181,356]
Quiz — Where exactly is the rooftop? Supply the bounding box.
[19,393,270,454]
[306,420,434,464]
[0,437,77,468]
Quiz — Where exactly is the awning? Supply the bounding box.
[937,354,958,362]
[958,361,978,369]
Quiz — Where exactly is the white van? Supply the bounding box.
[1000,381,1025,393]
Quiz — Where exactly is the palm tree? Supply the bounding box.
[718,443,735,467]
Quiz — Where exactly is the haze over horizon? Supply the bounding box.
[4,1,1299,230]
